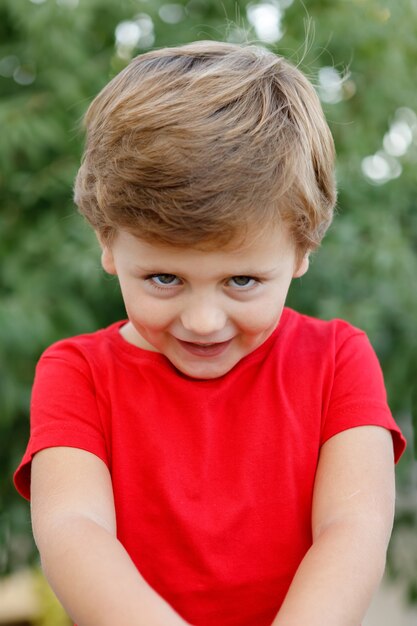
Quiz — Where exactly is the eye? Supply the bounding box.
[148,274,181,287]
[228,276,257,288]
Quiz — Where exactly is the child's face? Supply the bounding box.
[101,226,308,379]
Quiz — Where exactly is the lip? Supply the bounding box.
[176,338,233,357]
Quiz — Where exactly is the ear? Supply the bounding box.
[96,234,117,275]
[293,253,309,278]
[101,246,117,275]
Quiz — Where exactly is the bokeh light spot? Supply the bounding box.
[318,67,343,104]
[159,4,185,24]
[13,65,36,86]
[383,121,413,157]
[247,2,284,44]
[361,151,402,185]
[115,21,141,48]
[114,15,155,58]
[136,13,154,36]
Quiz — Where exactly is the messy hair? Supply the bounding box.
[74,40,336,256]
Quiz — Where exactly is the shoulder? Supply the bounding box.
[283,307,364,343]
[282,309,408,463]
[38,321,127,370]
[281,308,389,397]
[279,308,369,366]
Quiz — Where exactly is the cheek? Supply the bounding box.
[238,299,285,334]
[124,295,175,331]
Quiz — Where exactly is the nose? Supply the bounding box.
[180,297,227,337]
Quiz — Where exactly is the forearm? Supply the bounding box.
[37,517,191,626]
[271,520,388,626]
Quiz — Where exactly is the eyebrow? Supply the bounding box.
[133,264,281,277]
[238,267,280,276]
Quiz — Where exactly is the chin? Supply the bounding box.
[174,359,235,380]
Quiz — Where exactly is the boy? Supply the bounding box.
[14,41,405,626]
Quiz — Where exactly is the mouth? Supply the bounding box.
[175,338,233,357]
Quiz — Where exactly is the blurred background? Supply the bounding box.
[0,0,416,624]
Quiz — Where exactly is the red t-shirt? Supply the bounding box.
[14,308,406,626]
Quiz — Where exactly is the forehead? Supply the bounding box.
[112,224,297,271]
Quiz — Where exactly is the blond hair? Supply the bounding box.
[74,40,336,255]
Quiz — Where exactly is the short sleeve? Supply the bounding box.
[14,343,109,500]
[321,329,406,463]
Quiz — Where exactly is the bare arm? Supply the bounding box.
[31,447,192,626]
[271,426,396,626]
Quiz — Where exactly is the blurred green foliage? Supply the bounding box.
[1,0,416,602]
